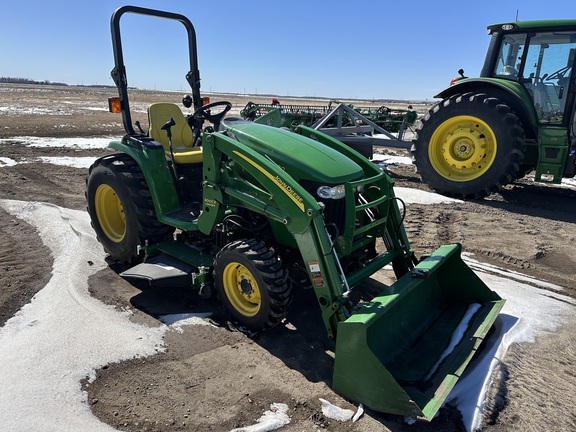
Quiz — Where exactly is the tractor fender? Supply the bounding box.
[434,78,538,140]
[108,137,181,217]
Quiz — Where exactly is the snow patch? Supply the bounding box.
[0,157,17,167]
[394,186,463,205]
[450,266,574,431]
[38,156,98,168]
[0,106,55,115]
[229,403,290,432]
[371,153,413,165]
[318,398,364,422]
[352,403,364,422]
[424,303,481,381]
[0,136,113,149]
[159,312,214,332]
[0,200,168,432]
[560,177,576,189]
[319,398,355,422]
[528,175,576,190]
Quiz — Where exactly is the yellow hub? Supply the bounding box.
[429,115,497,181]
[222,262,261,317]
[94,184,126,243]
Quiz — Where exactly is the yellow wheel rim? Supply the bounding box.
[222,262,261,317]
[429,115,497,181]
[94,184,126,243]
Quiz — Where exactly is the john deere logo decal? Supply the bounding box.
[232,151,305,212]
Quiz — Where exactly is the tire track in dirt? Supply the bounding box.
[0,163,87,209]
[403,195,575,295]
[482,323,576,431]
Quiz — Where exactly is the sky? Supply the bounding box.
[3,0,576,100]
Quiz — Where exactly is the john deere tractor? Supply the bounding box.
[413,20,576,198]
[86,6,504,420]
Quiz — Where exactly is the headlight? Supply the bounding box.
[317,184,346,200]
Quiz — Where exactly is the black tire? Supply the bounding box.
[412,93,526,198]
[85,154,175,263]
[213,239,292,331]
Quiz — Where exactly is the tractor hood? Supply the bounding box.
[222,118,363,184]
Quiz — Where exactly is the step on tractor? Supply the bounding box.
[86,6,504,421]
[413,20,576,198]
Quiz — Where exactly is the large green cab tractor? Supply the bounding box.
[86,5,504,421]
[413,20,576,198]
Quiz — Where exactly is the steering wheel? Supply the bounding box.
[546,66,572,81]
[545,66,571,81]
[193,101,232,123]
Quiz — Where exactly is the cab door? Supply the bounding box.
[521,32,576,125]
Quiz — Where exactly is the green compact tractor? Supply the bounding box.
[87,6,504,421]
[413,20,576,198]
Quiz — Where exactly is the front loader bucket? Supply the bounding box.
[333,243,504,420]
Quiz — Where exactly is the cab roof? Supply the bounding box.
[488,19,576,34]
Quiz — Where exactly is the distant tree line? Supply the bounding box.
[0,77,68,86]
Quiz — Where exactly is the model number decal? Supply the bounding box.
[204,198,217,207]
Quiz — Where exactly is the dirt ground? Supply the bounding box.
[1,84,575,431]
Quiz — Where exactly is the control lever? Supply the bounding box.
[161,118,179,180]
[135,120,146,135]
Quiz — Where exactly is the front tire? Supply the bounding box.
[214,239,291,331]
[412,93,526,198]
[86,154,174,263]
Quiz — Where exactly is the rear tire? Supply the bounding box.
[86,154,175,263]
[214,239,291,331]
[412,93,526,198]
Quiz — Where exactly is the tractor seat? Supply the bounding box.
[148,103,202,164]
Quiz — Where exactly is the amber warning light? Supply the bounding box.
[108,97,122,113]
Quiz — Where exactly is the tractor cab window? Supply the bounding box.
[521,31,576,124]
[493,33,527,79]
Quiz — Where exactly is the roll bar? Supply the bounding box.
[109,5,202,135]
